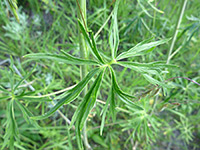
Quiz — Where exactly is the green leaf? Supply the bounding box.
[31,68,100,120]
[78,20,105,64]
[91,134,108,148]
[14,65,36,91]
[15,100,40,128]
[110,67,143,110]
[2,100,19,150]
[143,74,169,88]
[74,68,105,149]
[118,61,177,69]
[109,0,120,59]
[7,0,20,22]
[16,96,52,102]
[24,52,99,65]
[116,38,170,60]
[100,85,115,135]
[0,96,11,101]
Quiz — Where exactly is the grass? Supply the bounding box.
[0,0,200,149]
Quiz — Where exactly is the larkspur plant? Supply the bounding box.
[1,0,199,149]
[24,0,175,149]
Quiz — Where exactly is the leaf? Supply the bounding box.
[16,96,52,102]
[100,83,115,135]
[31,68,100,120]
[2,100,19,150]
[14,65,36,91]
[73,68,105,149]
[118,61,177,69]
[78,20,105,64]
[7,0,20,22]
[109,0,120,59]
[143,74,169,88]
[15,100,40,128]
[110,67,143,110]
[0,96,11,102]
[24,53,99,65]
[116,38,170,60]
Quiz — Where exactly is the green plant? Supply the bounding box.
[23,0,176,149]
[1,0,200,149]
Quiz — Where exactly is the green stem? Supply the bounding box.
[77,0,92,149]
[166,0,188,64]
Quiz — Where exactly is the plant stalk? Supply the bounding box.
[77,0,92,149]
[166,0,188,64]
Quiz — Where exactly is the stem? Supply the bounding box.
[77,0,92,149]
[166,0,188,64]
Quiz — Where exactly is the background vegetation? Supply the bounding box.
[0,0,200,149]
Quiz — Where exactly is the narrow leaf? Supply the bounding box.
[110,67,143,110]
[78,20,105,64]
[74,68,105,149]
[116,38,170,60]
[143,74,169,88]
[109,0,120,59]
[24,53,99,65]
[31,68,100,120]
[15,100,40,128]
[14,65,36,91]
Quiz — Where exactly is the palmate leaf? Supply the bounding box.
[24,52,100,65]
[116,38,170,60]
[78,20,105,64]
[31,68,100,120]
[71,68,105,149]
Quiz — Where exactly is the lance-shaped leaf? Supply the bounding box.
[100,84,115,135]
[14,65,36,91]
[116,38,170,60]
[78,20,105,64]
[31,68,100,120]
[2,100,19,150]
[118,61,177,69]
[110,67,143,110]
[24,52,100,65]
[109,0,120,59]
[15,100,40,128]
[72,69,105,149]
[117,61,171,82]
[143,74,170,88]
[16,96,52,102]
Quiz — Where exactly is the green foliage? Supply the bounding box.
[0,0,200,149]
